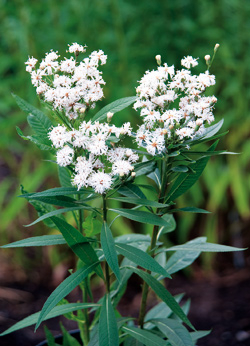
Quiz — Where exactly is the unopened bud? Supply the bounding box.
[131,172,136,178]
[196,119,203,126]
[155,55,161,66]
[80,107,86,114]
[162,129,168,135]
[119,172,125,178]
[211,96,217,103]
[169,124,174,131]
[214,43,220,51]
[205,55,210,62]
[107,112,114,121]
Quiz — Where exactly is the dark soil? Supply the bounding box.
[1,261,250,346]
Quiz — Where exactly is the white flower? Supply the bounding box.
[88,172,112,194]
[56,146,74,166]
[48,125,71,148]
[181,56,198,69]
[68,43,86,54]
[112,160,134,176]
[25,57,38,72]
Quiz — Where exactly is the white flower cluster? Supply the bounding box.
[25,43,107,120]
[134,55,217,155]
[48,121,138,194]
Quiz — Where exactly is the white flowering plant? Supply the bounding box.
[1,43,243,346]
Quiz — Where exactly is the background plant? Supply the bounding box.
[0,44,244,345]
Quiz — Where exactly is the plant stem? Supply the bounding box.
[77,195,90,344]
[102,195,111,293]
[138,224,159,328]
[138,158,169,328]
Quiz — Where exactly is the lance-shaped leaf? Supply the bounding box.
[12,93,53,136]
[109,197,169,208]
[110,208,170,227]
[117,183,146,199]
[157,214,176,239]
[27,195,78,208]
[133,160,156,177]
[92,96,137,123]
[99,294,119,346]
[169,207,210,214]
[115,243,170,278]
[144,294,184,330]
[165,242,245,252]
[35,263,99,330]
[19,187,80,198]
[122,326,169,346]
[50,217,103,278]
[190,330,211,343]
[151,318,194,346]
[101,222,120,281]
[1,235,67,248]
[25,205,97,227]
[0,303,100,336]
[127,267,194,329]
[166,141,218,203]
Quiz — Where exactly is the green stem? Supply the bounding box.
[77,195,89,344]
[138,158,169,328]
[138,224,159,328]
[102,195,110,293]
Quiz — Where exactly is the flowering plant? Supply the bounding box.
[1,43,243,346]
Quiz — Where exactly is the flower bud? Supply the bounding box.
[196,119,203,126]
[80,107,86,114]
[169,124,174,131]
[205,55,210,62]
[131,172,136,178]
[214,43,220,51]
[155,55,161,66]
[107,112,114,122]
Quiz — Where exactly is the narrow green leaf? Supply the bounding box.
[20,187,89,198]
[151,318,194,346]
[60,323,81,346]
[134,160,156,177]
[1,235,67,248]
[190,330,211,343]
[128,267,194,330]
[188,119,224,143]
[115,243,171,278]
[110,208,172,227]
[101,222,120,281]
[35,263,99,330]
[58,166,72,188]
[50,217,103,278]
[16,126,29,140]
[115,234,152,245]
[147,168,161,190]
[92,96,137,123]
[144,295,184,330]
[166,141,218,203]
[157,214,176,239]
[122,326,168,346]
[169,207,210,214]
[25,205,96,227]
[44,325,56,346]
[171,166,189,173]
[0,303,100,336]
[117,183,146,199]
[99,294,119,346]
[12,94,53,136]
[109,197,169,208]
[166,242,245,252]
[28,195,78,208]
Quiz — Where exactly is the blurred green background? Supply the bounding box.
[1,0,250,275]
